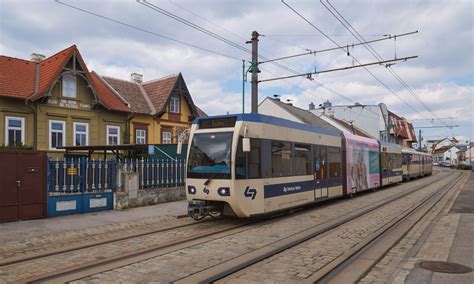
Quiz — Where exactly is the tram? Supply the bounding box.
[182,113,431,219]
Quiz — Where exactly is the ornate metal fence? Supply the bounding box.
[46,158,186,216]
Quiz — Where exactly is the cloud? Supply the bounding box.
[0,0,472,140]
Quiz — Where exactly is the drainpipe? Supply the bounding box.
[126,112,135,144]
[24,63,40,149]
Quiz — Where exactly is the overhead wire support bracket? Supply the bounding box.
[258,55,417,83]
[258,30,418,65]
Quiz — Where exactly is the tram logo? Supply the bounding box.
[203,187,210,195]
[244,186,257,200]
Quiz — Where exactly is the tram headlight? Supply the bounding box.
[188,185,197,195]
[217,187,230,196]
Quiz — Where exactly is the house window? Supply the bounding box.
[73,122,88,146]
[162,131,172,144]
[107,125,120,145]
[5,116,25,145]
[169,95,179,113]
[135,129,146,144]
[62,74,77,98]
[49,120,66,150]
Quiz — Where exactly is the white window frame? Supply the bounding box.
[169,95,179,113]
[162,131,172,144]
[135,128,146,144]
[5,116,25,145]
[62,74,77,98]
[107,125,120,145]
[73,122,89,146]
[49,120,66,150]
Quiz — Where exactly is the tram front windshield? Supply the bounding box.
[187,132,233,179]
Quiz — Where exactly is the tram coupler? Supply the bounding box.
[187,200,223,220]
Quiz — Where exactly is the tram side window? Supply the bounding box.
[294,143,311,175]
[327,146,341,178]
[271,140,292,177]
[393,153,402,168]
[402,153,411,165]
[381,152,389,171]
[235,137,261,179]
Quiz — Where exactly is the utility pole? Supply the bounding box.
[246,31,259,114]
[242,59,246,113]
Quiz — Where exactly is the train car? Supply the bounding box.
[379,142,403,186]
[343,132,380,195]
[185,114,343,218]
[401,148,432,180]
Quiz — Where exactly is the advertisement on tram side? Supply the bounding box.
[344,133,380,194]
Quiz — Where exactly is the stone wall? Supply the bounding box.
[114,186,185,210]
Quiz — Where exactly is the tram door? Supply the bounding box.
[314,145,328,199]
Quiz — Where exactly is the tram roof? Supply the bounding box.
[193,113,341,137]
[380,141,402,148]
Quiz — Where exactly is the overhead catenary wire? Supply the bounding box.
[54,0,242,61]
[322,0,448,127]
[260,31,418,64]
[282,0,432,123]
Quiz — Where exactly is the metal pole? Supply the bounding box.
[249,31,259,114]
[242,59,245,113]
[418,129,422,151]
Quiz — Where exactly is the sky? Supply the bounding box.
[0,0,473,144]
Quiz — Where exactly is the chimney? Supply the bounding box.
[322,100,332,109]
[272,94,280,101]
[309,102,315,110]
[31,53,45,62]
[131,73,143,84]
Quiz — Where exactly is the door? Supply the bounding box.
[0,151,20,222]
[19,152,46,220]
[314,145,328,199]
[0,151,46,222]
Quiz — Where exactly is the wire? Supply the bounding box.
[54,0,242,61]
[323,0,447,126]
[282,0,430,122]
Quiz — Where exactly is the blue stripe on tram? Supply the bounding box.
[264,178,342,198]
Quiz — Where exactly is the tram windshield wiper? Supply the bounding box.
[203,163,230,185]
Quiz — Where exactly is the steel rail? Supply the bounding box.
[315,171,466,283]
[22,173,446,284]
[172,172,450,284]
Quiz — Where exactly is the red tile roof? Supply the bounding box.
[89,72,129,112]
[0,56,35,99]
[142,74,179,114]
[31,45,76,99]
[195,105,207,117]
[388,111,417,142]
[102,76,152,114]
[0,45,129,112]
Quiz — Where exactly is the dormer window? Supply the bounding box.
[62,74,77,98]
[169,94,179,113]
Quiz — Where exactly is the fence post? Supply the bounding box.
[104,159,108,190]
[55,157,59,192]
[92,159,96,190]
[62,159,67,192]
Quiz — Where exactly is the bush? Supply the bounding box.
[457,164,472,170]
[0,143,34,150]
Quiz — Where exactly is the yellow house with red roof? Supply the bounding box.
[0,45,206,157]
[101,72,206,145]
[0,45,130,158]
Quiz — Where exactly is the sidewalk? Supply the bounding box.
[403,171,474,283]
[0,200,188,244]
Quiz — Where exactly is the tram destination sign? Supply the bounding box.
[199,117,236,129]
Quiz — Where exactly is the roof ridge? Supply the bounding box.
[94,72,130,107]
[101,75,136,84]
[0,55,35,64]
[142,73,179,85]
[137,83,156,114]
[43,44,76,61]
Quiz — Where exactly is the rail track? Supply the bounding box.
[173,170,464,284]
[0,171,452,284]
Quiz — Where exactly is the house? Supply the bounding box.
[101,73,206,145]
[432,145,461,165]
[308,100,417,147]
[259,97,340,132]
[0,45,130,158]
